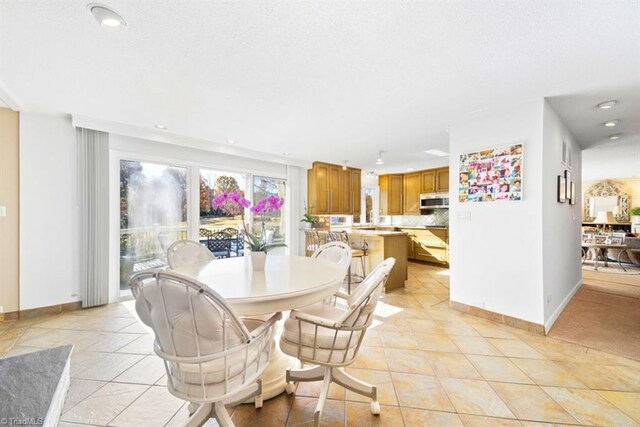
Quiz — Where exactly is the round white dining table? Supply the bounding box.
[191,255,346,399]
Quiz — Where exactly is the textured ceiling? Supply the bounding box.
[0,1,638,171]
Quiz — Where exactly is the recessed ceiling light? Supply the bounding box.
[154,124,166,130]
[227,140,237,145]
[375,151,384,165]
[88,4,127,32]
[597,100,617,110]
[282,152,290,156]
[603,120,619,127]
[609,133,623,140]
[424,149,449,157]
[406,168,415,171]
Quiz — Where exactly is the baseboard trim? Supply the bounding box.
[544,279,582,335]
[0,300,83,323]
[450,300,546,335]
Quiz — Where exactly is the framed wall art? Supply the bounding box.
[459,143,523,203]
[558,175,567,203]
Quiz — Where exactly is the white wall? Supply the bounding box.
[582,139,640,181]
[449,99,582,330]
[541,101,582,329]
[20,113,79,309]
[449,100,545,325]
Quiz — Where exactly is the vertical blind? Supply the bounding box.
[77,127,110,307]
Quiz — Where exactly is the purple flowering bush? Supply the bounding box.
[212,191,286,253]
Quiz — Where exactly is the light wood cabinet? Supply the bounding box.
[403,173,421,215]
[421,167,449,194]
[421,169,436,193]
[379,174,403,215]
[307,162,362,215]
[435,167,449,193]
[399,227,449,265]
[351,169,361,214]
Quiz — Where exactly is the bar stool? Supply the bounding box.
[304,229,322,257]
[327,230,368,294]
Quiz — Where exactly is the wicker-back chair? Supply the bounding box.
[167,240,214,274]
[130,270,281,426]
[304,229,322,256]
[280,258,396,426]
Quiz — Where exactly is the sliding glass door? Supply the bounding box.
[119,160,187,295]
[253,176,287,246]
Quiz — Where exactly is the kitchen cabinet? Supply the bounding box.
[435,167,449,193]
[328,164,341,214]
[307,162,362,215]
[351,169,361,214]
[421,169,436,193]
[379,174,403,215]
[399,227,449,265]
[403,172,421,215]
[421,167,449,194]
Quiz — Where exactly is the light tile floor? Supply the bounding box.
[2,262,640,426]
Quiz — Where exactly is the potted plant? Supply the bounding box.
[212,192,286,271]
[631,206,640,224]
[300,202,318,230]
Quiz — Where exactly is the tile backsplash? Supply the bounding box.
[380,210,449,227]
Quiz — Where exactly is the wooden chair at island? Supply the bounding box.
[327,230,368,293]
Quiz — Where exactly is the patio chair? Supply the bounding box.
[167,240,215,274]
[280,258,396,426]
[221,227,244,257]
[206,231,232,259]
[129,269,281,427]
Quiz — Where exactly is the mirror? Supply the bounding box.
[584,181,629,222]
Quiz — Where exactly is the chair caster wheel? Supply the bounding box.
[285,382,296,394]
[371,401,381,415]
[255,395,263,409]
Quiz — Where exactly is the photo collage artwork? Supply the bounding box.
[459,143,523,203]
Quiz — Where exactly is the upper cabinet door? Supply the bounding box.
[435,167,449,193]
[309,163,329,214]
[388,174,404,215]
[403,173,421,215]
[328,165,341,214]
[351,169,361,214]
[339,168,351,214]
[421,169,436,193]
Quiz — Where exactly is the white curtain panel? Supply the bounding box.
[77,127,109,307]
[286,165,306,256]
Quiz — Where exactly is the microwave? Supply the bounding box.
[420,193,449,209]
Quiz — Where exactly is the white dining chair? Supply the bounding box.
[129,269,281,427]
[167,239,215,274]
[311,241,352,276]
[279,258,396,426]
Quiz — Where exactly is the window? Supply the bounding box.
[253,176,287,245]
[199,168,248,233]
[119,160,187,294]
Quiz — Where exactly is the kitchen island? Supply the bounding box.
[306,229,408,291]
